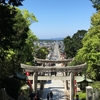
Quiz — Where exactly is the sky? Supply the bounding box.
[19,0,96,39]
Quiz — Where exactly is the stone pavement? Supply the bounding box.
[41,76,67,100]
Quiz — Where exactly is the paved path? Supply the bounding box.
[41,74,67,100]
[41,43,67,100]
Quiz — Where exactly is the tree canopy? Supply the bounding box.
[91,0,100,10]
[35,46,49,59]
[0,0,24,6]
[63,30,87,58]
[71,10,100,80]
[0,4,38,78]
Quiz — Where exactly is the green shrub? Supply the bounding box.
[75,91,86,100]
[90,81,100,92]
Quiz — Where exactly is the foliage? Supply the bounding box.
[0,4,29,77]
[63,30,87,58]
[63,36,74,58]
[0,0,24,6]
[21,9,38,26]
[0,4,38,79]
[75,92,86,100]
[0,4,17,51]
[72,30,87,52]
[71,10,100,80]
[91,0,100,10]
[21,30,38,64]
[19,9,38,64]
[90,81,100,92]
[35,47,49,59]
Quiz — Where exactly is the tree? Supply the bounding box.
[21,30,38,65]
[91,0,100,10]
[35,47,49,59]
[21,9,38,26]
[0,0,24,6]
[91,0,100,4]
[72,30,87,51]
[0,4,38,78]
[0,4,17,50]
[72,10,100,80]
[0,4,29,77]
[63,30,87,58]
[18,9,38,65]
[63,36,74,58]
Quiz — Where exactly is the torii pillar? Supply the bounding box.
[64,62,69,90]
[70,72,74,100]
[40,62,45,90]
[32,72,37,93]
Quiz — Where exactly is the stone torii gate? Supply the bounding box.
[21,58,86,100]
[34,57,73,65]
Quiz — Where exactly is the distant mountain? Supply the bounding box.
[50,37,64,40]
[40,37,64,41]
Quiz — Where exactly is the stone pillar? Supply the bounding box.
[92,93,95,100]
[42,63,45,76]
[48,70,49,76]
[40,71,44,91]
[94,88,99,100]
[70,72,74,100]
[63,63,68,90]
[64,72,68,90]
[65,80,68,90]
[86,86,93,100]
[64,72,66,89]
[32,72,37,93]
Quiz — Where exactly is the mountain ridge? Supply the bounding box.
[39,37,64,40]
